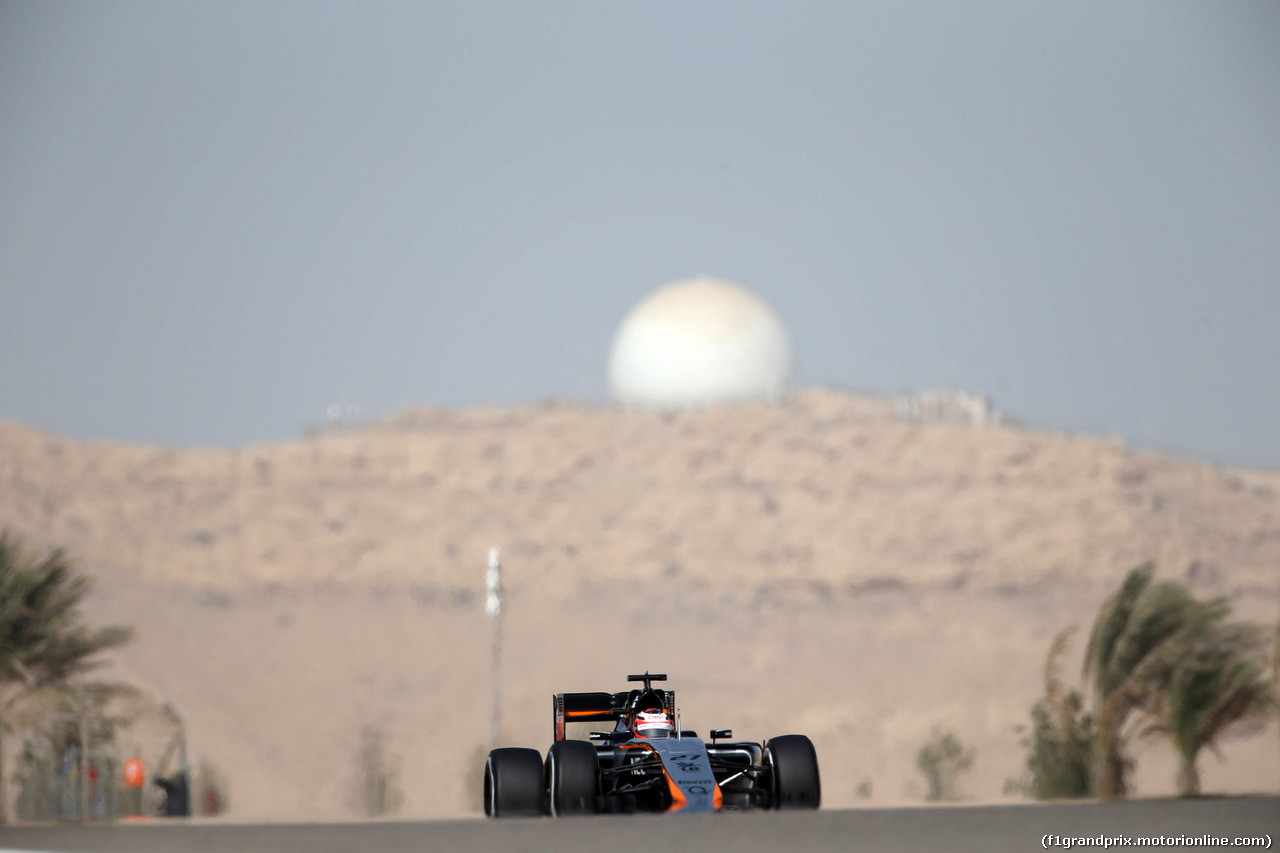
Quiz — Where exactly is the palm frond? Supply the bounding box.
[1084,563,1153,700]
[0,532,133,706]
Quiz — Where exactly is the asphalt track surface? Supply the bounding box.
[0,797,1275,853]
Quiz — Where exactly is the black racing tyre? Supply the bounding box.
[545,739,600,816]
[765,734,821,810]
[485,747,544,817]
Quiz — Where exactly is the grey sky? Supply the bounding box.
[2,2,1278,468]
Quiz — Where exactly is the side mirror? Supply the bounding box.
[589,732,610,742]
[710,729,732,742]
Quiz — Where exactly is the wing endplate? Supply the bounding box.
[553,692,618,741]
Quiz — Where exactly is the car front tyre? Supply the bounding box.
[765,734,821,810]
[485,747,544,817]
[545,739,600,816]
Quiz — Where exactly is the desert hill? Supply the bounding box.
[1,388,1276,818]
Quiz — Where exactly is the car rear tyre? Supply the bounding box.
[546,739,600,816]
[485,748,544,817]
[765,734,821,810]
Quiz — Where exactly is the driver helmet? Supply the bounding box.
[633,708,674,739]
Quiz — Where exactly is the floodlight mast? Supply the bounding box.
[487,548,504,747]
[78,684,89,822]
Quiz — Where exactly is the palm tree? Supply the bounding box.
[1082,563,1221,799]
[1148,620,1273,796]
[0,531,132,823]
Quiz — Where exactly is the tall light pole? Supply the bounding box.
[486,547,505,748]
[77,683,89,823]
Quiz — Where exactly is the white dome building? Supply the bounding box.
[609,276,793,408]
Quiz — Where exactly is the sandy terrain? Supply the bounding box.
[1,388,1276,819]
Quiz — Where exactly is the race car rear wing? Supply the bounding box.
[554,692,615,741]
[553,686,676,741]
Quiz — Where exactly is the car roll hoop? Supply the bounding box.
[627,672,667,691]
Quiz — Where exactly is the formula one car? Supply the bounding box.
[483,672,820,816]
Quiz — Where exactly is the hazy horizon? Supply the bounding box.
[3,2,1278,468]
